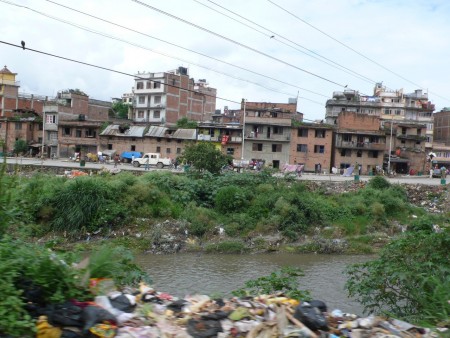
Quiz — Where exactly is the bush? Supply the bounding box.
[232,267,311,301]
[367,176,391,190]
[345,230,450,325]
[215,185,249,214]
[205,240,247,253]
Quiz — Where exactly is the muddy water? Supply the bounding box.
[136,253,373,315]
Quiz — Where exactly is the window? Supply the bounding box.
[356,150,362,157]
[340,149,351,157]
[297,128,308,137]
[46,115,56,123]
[157,138,161,142]
[76,129,82,137]
[154,111,160,118]
[252,143,263,151]
[15,122,22,130]
[227,147,234,155]
[136,82,143,90]
[342,134,352,142]
[368,151,378,158]
[176,148,182,154]
[63,128,71,136]
[38,123,43,131]
[395,109,402,115]
[384,109,392,115]
[108,144,113,150]
[167,139,172,143]
[314,145,325,153]
[138,96,145,104]
[417,128,421,135]
[146,81,151,89]
[131,145,136,151]
[29,124,33,131]
[154,96,161,104]
[0,123,2,129]
[177,140,182,143]
[156,146,161,153]
[296,144,307,152]
[315,130,325,138]
[272,144,282,152]
[85,129,96,138]
[166,148,171,154]
[153,81,161,89]
[138,110,144,118]
[49,132,58,140]
[273,126,283,134]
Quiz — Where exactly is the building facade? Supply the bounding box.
[131,67,217,125]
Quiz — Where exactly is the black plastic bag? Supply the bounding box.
[82,305,117,334]
[293,304,328,331]
[41,302,84,327]
[109,294,135,313]
[308,300,327,313]
[187,318,223,338]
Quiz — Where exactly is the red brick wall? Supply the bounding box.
[337,111,380,131]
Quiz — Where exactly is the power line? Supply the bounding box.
[130,0,347,88]
[0,40,241,104]
[196,0,376,85]
[267,0,450,103]
[36,0,329,98]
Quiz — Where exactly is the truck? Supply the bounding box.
[132,153,172,169]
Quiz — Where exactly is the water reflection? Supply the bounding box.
[136,253,373,315]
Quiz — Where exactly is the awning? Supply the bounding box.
[100,149,116,157]
[29,143,43,148]
[388,158,410,163]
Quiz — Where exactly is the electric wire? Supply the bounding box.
[35,0,329,99]
[0,40,240,104]
[196,0,376,85]
[130,0,347,88]
[267,0,450,103]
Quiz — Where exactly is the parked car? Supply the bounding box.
[132,153,172,169]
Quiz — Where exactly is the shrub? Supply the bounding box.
[232,267,311,301]
[345,230,450,325]
[367,176,391,190]
[215,185,249,214]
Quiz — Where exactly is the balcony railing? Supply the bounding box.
[335,140,385,150]
[245,133,291,142]
[396,133,426,141]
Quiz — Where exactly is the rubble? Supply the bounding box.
[35,283,447,338]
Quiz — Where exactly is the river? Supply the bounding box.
[136,253,373,315]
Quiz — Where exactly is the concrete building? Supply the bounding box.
[334,112,386,175]
[289,122,333,173]
[131,67,216,125]
[325,83,433,174]
[431,108,450,167]
[241,100,301,169]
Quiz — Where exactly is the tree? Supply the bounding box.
[111,102,129,119]
[13,139,27,155]
[176,117,198,129]
[345,230,450,325]
[181,142,229,175]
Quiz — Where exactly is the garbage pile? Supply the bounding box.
[34,280,445,338]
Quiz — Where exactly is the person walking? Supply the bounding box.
[144,156,150,171]
[114,154,120,168]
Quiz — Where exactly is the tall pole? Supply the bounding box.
[41,110,45,159]
[241,99,246,160]
[387,119,393,174]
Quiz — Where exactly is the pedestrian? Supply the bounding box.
[144,156,150,171]
[114,154,119,168]
[429,167,433,178]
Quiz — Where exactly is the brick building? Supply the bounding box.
[131,67,216,125]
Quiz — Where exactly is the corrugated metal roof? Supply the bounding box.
[145,126,168,137]
[172,128,196,140]
[100,124,145,137]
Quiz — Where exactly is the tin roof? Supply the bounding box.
[145,126,168,137]
[172,128,196,140]
[101,124,146,137]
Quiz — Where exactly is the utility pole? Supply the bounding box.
[387,119,393,175]
[241,99,246,160]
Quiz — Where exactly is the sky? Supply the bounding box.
[1,0,450,121]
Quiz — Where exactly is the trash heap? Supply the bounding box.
[35,280,445,338]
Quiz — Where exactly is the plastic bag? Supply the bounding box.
[293,304,328,331]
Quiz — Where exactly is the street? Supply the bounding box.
[2,156,447,186]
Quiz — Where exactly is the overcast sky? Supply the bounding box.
[1,0,450,121]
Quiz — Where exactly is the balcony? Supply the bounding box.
[245,116,292,126]
[396,133,426,141]
[335,140,385,150]
[245,133,291,142]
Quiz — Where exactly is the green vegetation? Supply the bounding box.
[111,101,129,119]
[232,266,311,301]
[13,139,28,155]
[181,142,230,175]
[176,116,198,129]
[346,230,450,326]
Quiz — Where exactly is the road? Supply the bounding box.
[2,156,447,186]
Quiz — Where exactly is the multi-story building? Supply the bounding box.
[289,122,333,173]
[334,112,386,174]
[431,108,450,167]
[131,67,216,125]
[44,90,111,158]
[325,83,433,174]
[241,100,301,169]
